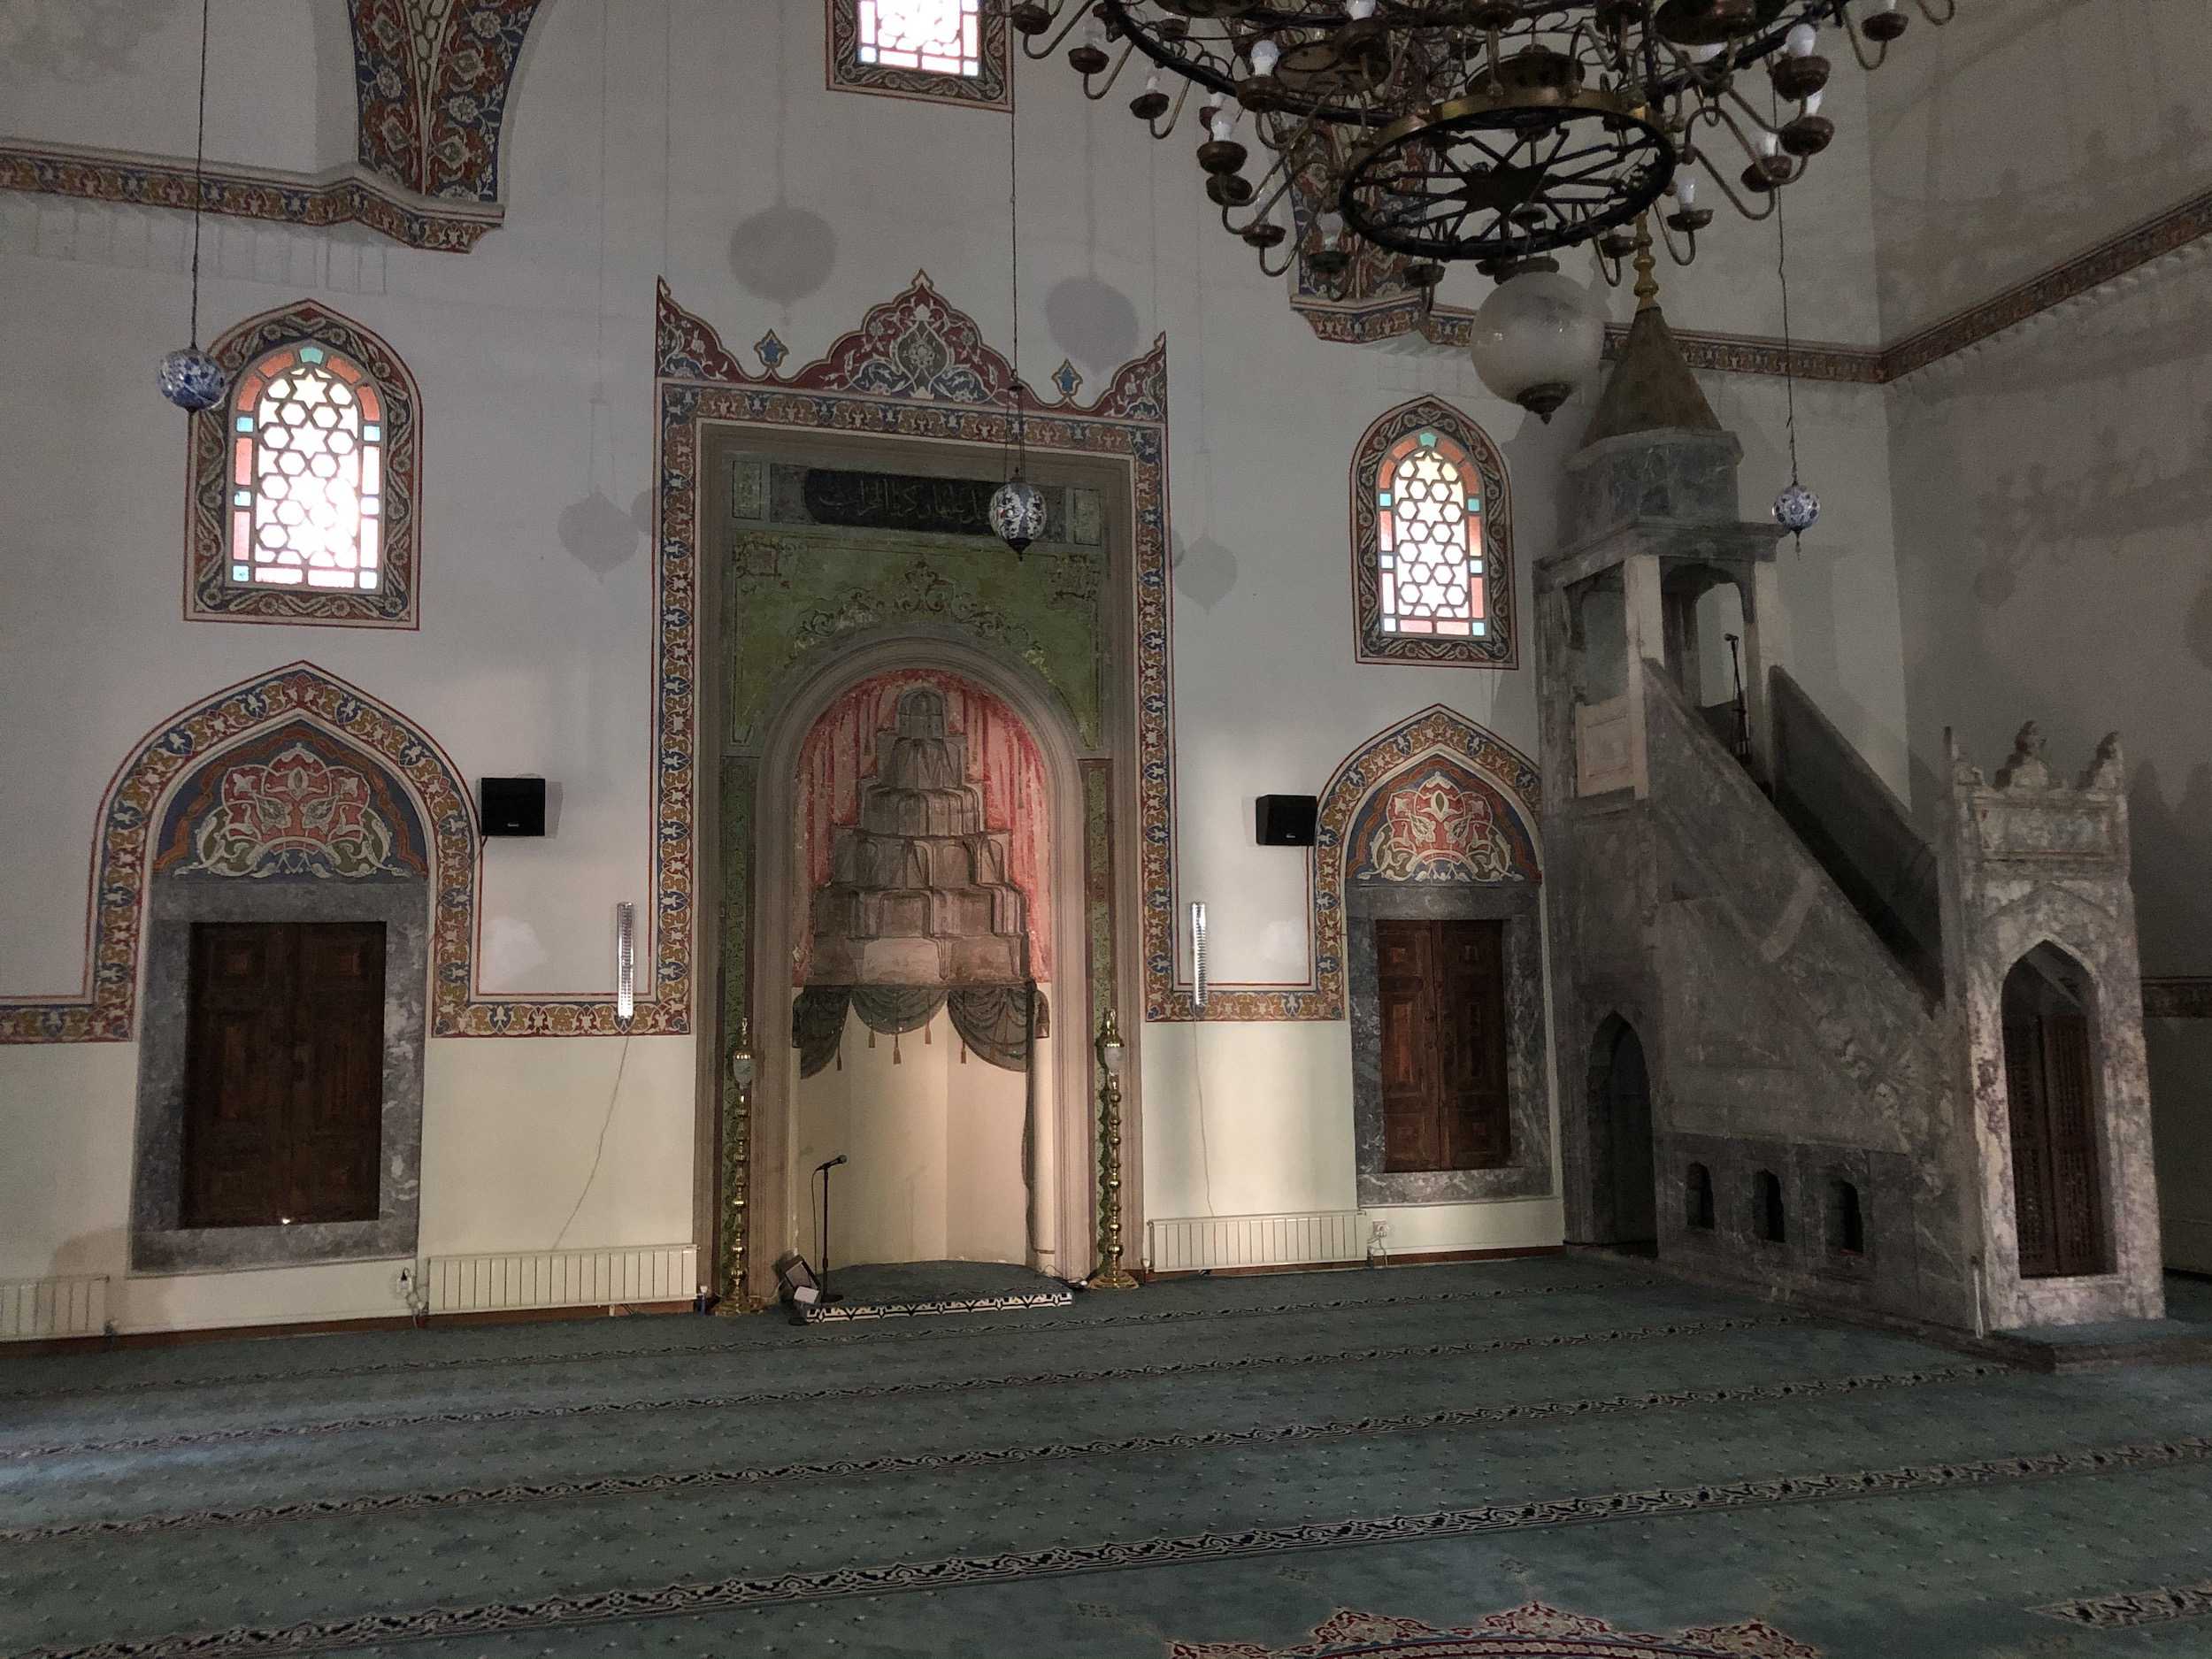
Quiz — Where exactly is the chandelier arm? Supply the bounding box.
[1840,8,1890,73]
[1018,2,1088,63]
[1653,204,1699,266]
[1256,235,1299,280]
[1148,73,1195,141]
[1696,152,1780,222]
[1720,81,1788,139]
[1698,101,1777,170]
[1916,0,1958,20]
[1082,38,1138,100]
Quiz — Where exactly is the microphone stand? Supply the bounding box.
[816,1155,847,1303]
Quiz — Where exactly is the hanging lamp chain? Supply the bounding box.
[189,0,212,347]
[1006,101,1024,477]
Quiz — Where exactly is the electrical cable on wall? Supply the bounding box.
[552,1032,632,1252]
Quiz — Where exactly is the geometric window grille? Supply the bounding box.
[859,0,979,74]
[1349,396,1516,669]
[187,301,420,629]
[228,344,385,593]
[1377,428,1483,640]
[827,0,1010,111]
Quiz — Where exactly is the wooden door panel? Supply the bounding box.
[1439,919,1510,1170]
[1372,917,1511,1174]
[182,920,386,1229]
[1376,920,1435,1171]
[183,925,295,1227]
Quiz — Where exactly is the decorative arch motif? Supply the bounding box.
[153,720,430,881]
[188,303,424,629]
[1308,704,1542,1019]
[1349,397,1515,669]
[0,663,676,1044]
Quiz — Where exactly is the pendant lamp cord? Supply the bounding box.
[188,0,212,346]
[1773,96,1800,491]
[1005,104,1024,478]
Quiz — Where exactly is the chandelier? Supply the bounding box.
[1017,1,1953,291]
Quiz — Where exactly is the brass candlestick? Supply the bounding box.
[1085,1008,1140,1290]
[716,1018,759,1313]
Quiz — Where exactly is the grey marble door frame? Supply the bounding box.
[130,877,429,1274]
[1347,880,1552,1208]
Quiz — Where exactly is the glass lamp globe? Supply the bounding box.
[158,346,228,412]
[1469,260,1605,423]
[1773,480,1820,534]
[989,475,1047,555]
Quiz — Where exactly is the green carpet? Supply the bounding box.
[2,1258,2208,1656]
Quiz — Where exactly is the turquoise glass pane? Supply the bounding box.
[298,345,326,364]
[1418,431,1436,445]
[364,423,380,441]
[233,489,250,507]
[231,565,250,581]
[235,416,254,433]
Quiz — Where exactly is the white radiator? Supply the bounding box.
[424,1244,698,1315]
[1147,1210,1364,1273]
[0,1274,110,1341]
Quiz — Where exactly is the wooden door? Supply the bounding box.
[1376,918,1509,1172]
[183,921,385,1228]
[2001,960,2105,1279]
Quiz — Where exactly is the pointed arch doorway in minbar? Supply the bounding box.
[2001,945,2110,1279]
[1586,1014,1657,1248]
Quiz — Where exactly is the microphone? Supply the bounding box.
[816,1154,848,1171]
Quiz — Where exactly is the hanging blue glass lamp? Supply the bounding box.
[987,94,1046,557]
[159,0,228,412]
[1767,119,1817,542]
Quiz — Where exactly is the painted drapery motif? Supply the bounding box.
[796,671,1051,987]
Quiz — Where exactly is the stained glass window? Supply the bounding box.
[1375,429,1484,639]
[857,0,979,76]
[227,343,385,594]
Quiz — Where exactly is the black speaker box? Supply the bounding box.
[480,777,547,837]
[1255,794,1318,847]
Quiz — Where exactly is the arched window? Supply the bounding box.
[1686,1163,1716,1232]
[1754,1170,1786,1244]
[830,0,1010,109]
[1350,398,1515,668]
[188,303,420,628]
[228,343,384,594]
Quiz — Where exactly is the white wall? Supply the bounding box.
[793,1006,1031,1269]
[0,0,1915,1325]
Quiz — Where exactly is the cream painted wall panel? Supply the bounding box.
[1866,0,2212,339]
[418,1033,695,1259]
[117,1262,409,1335]
[1139,1020,1357,1222]
[1367,1198,1565,1257]
[0,1043,135,1281]
[0,0,352,177]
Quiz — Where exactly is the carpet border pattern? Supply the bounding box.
[25,1436,2210,1659]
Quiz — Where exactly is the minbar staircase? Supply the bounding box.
[1537,296,2162,1336]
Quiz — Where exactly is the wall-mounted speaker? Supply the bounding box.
[480,777,547,837]
[1255,795,1318,847]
